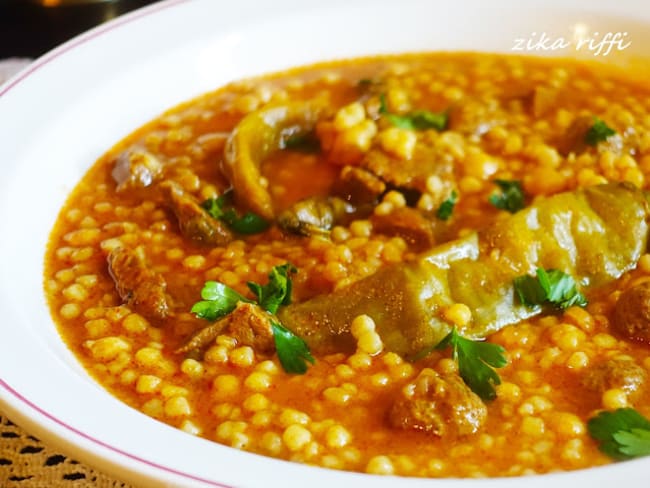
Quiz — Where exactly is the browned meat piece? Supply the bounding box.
[277,197,354,236]
[176,302,275,357]
[277,196,353,237]
[371,206,435,250]
[332,165,386,205]
[177,302,275,357]
[557,115,593,156]
[227,302,275,353]
[558,115,635,157]
[362,146,454,194]
[531,86,559,118]
[388,369,487,436]
[107,246,170,322]
[613,281,650,344]
[582,358,647,400]
[160,181,233,246]
[111,148,163,191]
[176,319,229,356]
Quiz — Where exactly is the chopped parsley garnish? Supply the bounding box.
[247,263,296,314]
[191,264,313,374]
[282,131,321,153]
[271,321,315,374]
[585,118,616,146]
[190,282,252,321]
[379,93,448,131]
[202,190,270,234]
[430,327,507,401]
[514,268,587,310]
[488,179,526,213]
[357,78,375,88]
[588,408,650,460]
[436,191,458,221]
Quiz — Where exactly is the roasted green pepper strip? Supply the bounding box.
[278,183,649,357]
[222,102,325,220]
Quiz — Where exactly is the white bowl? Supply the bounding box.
[0,0,649,486]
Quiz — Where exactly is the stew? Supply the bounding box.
[45,52,650,477]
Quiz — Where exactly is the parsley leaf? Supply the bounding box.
[378,93,389,114]
[190,281,252,321]
[514,268,587,310]
[379,93,448,131]
[191,264,314,374]
[271,320,315,374]
[585,118,616,146]
[434,327,507,401]
[588,408,650,459]
[281,131,321,153]
[202,191,270,234]
[221,210,270,234]
[357,78,378,89]
[247,263,296,314]
[488,179,526,213]
[436,191,458,220]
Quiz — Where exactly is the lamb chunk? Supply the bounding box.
[107,246,169,322]
[332,165,386,205]
[160,181,233,246]
[362,145,454,194]
[557,115,593,156]
[531,86,558,117]
[582,358,646,400]
[112,148,163,191]
[613,281,650,345]
[176,319,229,356]
[371,206,435,250]
[177,302,275,357]
[388,369,487,436]
[227,302,275,353]
[558,115,632,157]
[278,196,353,237]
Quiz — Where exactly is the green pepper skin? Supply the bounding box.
[278,183,649,357]
[222,102,325,220]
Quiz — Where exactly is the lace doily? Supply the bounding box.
[0,416,132,488]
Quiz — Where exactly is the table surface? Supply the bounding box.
[0,0,158,59]
[1,2,160,486]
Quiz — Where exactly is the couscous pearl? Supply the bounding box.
[283,425,312,452]
[366,455,395,475]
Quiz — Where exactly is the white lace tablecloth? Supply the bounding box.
[1,58,133,488]
[0,416,131,488]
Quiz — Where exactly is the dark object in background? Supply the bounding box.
[0,0,160,59]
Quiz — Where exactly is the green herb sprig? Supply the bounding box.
[281,131,321,153]
[435,327,507,400]
[202,190,270,234]
[436,191,458,221]
[412,327,507,401]
[247,263,296,314]
[514,268,587,310]
[588,408,650,460]
[190,282,252,321]
[271,321,314,374]
[379,94,448,131]
[488,179,526,213]
[191,264,314,374]
[585,118,616,146]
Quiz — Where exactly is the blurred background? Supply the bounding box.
[0,0,160,59]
